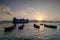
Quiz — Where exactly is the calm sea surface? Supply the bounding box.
[0,22,60,40]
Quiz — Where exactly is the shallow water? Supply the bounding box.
[0,22,60,40]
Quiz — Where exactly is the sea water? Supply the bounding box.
[0,22,60,40]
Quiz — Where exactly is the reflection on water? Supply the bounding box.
[0,22,60,40]
[40,25,44,30]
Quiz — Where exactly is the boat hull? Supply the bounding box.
[44,24,57,29]
[18,25,24,30]
[4,24,16,32]
[34,24,40,29]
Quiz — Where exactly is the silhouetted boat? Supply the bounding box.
[40,24,44,25]
[33,24,40,28]
[18,24,24,30]
[44,24,57,29]
[4,24,16,32]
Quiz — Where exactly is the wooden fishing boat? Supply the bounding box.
[18,24,24,30]
[4,24,16,32]
[44,24,57,29]
[33,24,40,28]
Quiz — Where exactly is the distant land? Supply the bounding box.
[29,20,60,23]
[0,20,60,24]
[0,20,12,24]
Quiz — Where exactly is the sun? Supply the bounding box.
[34,15,45,21]
[38,18,43,20]
[37,17,44,21]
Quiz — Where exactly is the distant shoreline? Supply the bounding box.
[0,20,60,24]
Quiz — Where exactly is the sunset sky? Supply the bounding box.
[0,0,60,21]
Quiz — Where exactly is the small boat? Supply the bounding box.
[33,24,40,28]
[40,24,44,25]
[4,24,16,32]
[18,24,24,30]
[44,24,57,29]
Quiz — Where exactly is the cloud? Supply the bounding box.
[0,5,14,20]
[0,6,13,15]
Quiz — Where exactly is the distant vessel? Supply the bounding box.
[33,24,40,28]
[4,24,16,32]
[40,24,44,25]
[13,17,29,24]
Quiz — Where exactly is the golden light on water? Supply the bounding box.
[40,26,44,30]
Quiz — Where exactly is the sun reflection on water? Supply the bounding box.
[40,25,45,30]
